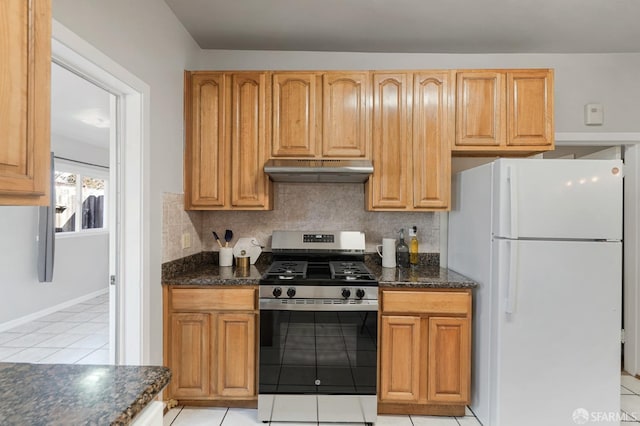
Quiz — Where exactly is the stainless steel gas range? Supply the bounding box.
[258,231,378,425]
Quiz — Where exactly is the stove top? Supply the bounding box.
[260,231,379,302]
[262,260,376,284]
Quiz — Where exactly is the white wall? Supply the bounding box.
[196,51,640,133]
[0,110,111,327]
[52,134,109,167]
[0,207,108,325]
[52,0,200,365]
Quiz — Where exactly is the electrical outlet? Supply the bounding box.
[181,233,191,249]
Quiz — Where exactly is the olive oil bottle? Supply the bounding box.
[409,226,419,265]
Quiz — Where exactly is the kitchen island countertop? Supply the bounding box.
[162,252,477,289]
[0,363,170,426]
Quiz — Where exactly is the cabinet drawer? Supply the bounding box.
[170,288,256,311]
[382,291,469,315]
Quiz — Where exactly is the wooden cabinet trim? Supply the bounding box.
[412,72,451,210]
[230,72,271,208]
[427,316,471,403]
[382,290,470,315]
[185,73,227,209]
[169,312,211,398]
[380,315,421,402]
[370,72,411,209]
[322,72,370,158]
[455,71,505,148]
[271,72,321,157]
[507,70,554,147]
[171,288,256,311]
[216,312,256,397]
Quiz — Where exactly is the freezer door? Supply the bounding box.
[493,159,623,240]
[492,239,621,426]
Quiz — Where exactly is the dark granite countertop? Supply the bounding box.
[0,363,170,426]
[162,252,477,289]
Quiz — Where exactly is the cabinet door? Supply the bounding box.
[322,72,370,157]
[379,315,421,402]
[272,73,320,157]
[170,313,211,398]
[369,73,411,209]
[412,72,450,209]
[427,317,470,403]
[230,72,272,209]
[216,312,256,397]
[185,73,227,209]
[455,71,505,148]
[507,70,554,147]
[0,0,51,206]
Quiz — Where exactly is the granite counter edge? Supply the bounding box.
[112,368,172,426]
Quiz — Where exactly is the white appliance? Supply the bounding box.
[448,159,623,426]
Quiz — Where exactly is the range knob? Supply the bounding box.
[341,288,351,299]
[272,287,282,298]
[287,287,296,298]
[356,288,365,299]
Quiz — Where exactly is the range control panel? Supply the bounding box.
[303,234,335,243]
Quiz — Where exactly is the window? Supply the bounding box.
[54,160,108,234]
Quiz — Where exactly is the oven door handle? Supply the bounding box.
[259,298,378,311]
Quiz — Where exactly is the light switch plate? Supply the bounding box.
[585,103,604,125]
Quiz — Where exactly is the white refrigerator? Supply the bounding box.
[448,159,623,426]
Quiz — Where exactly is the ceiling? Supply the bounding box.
[51,62,111,150]
[164,0,640,53]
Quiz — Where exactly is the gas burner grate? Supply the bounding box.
[265,260,308,278]
[329,261,375,280]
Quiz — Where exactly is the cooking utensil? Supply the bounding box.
[224,229,233,247]
[212,231,223,248]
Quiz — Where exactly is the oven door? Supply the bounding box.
[258,299,378,423]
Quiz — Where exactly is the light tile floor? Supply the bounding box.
[0,293,110,364]
[165,375,640,425]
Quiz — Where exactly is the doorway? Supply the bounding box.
[52,20,150,364]
[51,61,115,362]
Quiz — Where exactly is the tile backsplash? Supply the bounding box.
[163,183,440,263]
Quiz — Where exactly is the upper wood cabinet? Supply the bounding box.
[270,71,370,159]
[184,71,272,210]
[322,72,370,157]
[271,72,321,157]
[367,71,450,211]
[230,73,272,209]
[0,0,51,206]
[453,69,554,155]
[185,73,227,209]
[369,73,411,209]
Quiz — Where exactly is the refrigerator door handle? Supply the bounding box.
[507,165,519,238]
[505,240,518,315]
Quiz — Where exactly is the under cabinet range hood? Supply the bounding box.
[264,159,373,183]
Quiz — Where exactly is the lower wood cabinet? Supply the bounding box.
[379,289,471,416]
[164,286,257,405]
[164,285,471,415]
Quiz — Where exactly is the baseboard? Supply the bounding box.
[0,288,108,333]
